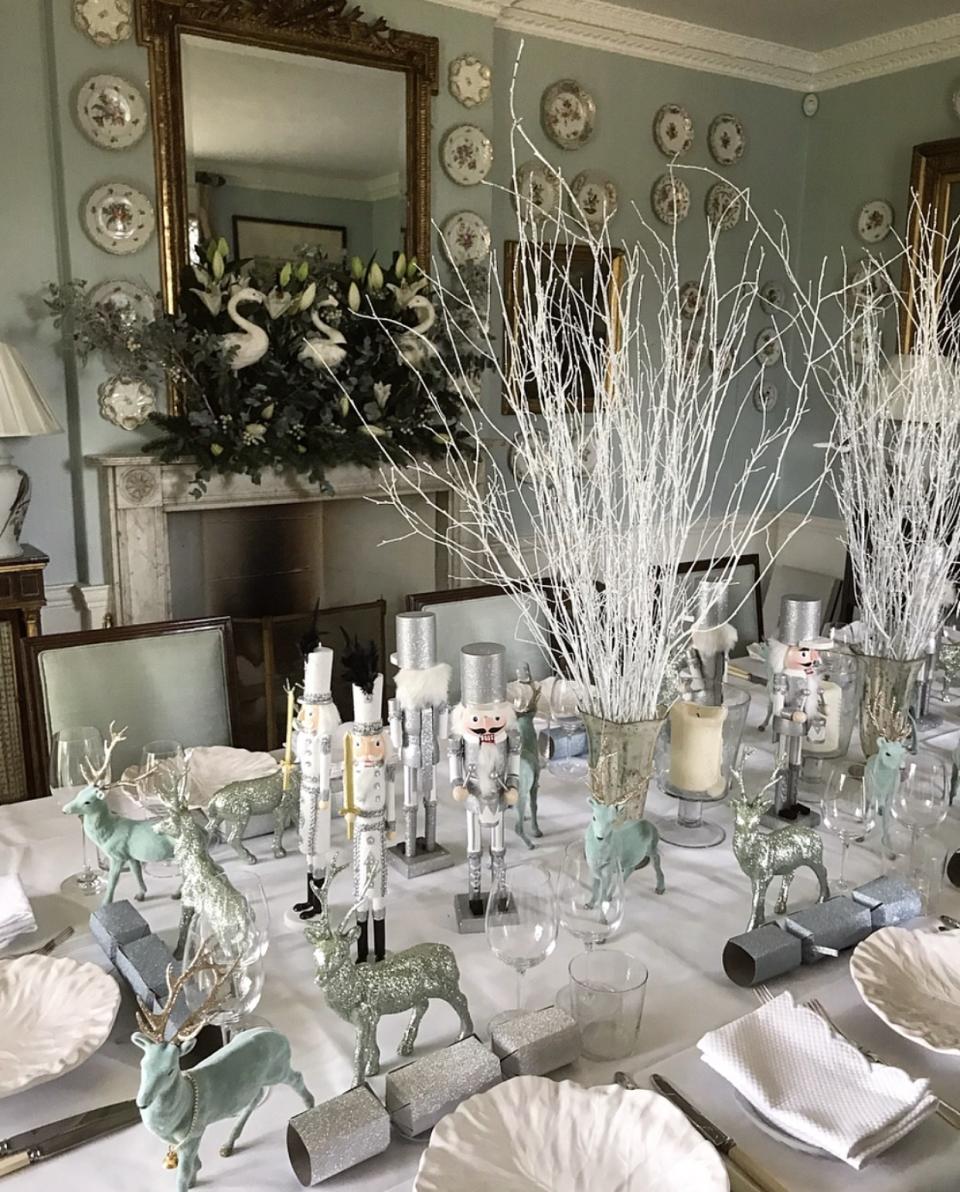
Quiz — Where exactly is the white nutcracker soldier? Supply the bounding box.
[342,639,396,963]
[387,611,454,879]
[288,645,341,925]
[449,642,521,933]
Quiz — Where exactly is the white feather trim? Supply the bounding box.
[395,663,451,709]
[691,623,738,656]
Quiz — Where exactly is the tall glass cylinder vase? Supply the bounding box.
[854,650,923,758]
[801,648,860,785]
[654,685,750,848]
[581,713,664,818]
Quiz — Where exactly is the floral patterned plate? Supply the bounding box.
[440,211,491,266]
[706,182,742,231]
[89,278,155,326]
[857,199,894,244]
[83,183,155,255]
[73,0,132,45]
[653,104,694,156]
[651,174,690,226]
[754,326,782,366]
[759,280,785,314]
[847,259,893,308]
[448,55,491,109]
[76,74,147,150]
[515,161,562,224]
[752,375,779,413]
[441,125,493,186]
[678,281,704,320]
[708,114,746,165]
[541,79,596,150]
[571,170,618,229]
[98,375,157,431]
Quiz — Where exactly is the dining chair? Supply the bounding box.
[21,617,239,795]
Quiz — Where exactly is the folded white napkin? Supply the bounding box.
[698,992,937,1168]
[0,873,36,948]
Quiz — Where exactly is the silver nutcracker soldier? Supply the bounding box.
[289,646,341,925]
[343,654,396,963]
[387,611,454,879]
[449,642,521,933]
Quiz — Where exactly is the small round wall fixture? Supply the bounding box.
[802,93,819,118]
[76,74,148,150]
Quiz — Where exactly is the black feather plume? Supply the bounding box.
[299,599,329,661]
[340,629,379,695]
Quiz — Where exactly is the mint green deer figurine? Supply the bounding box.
[62,723,175,904]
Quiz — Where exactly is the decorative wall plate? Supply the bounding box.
[857,199,894,244]
[802,93,820,118]
[651,174,690,226]
[541,80,596,150]
[441,125,493,186]
[847,259,892,308]
[653,104,694,156]
[73,0,132,45]
[82,183,155,254]
[851,926,960,1055]
[89,278,155,326]
[98,374,157,430]
[440,211,491,266]
[448,55,491,109]
[759,280,785,314]
[415,1077,728,1192]
[706,182,742,231]
[708,114,746,165]
[571,170,618,229]
[76,74,147,150]
[754,326,782,366]
[678,281,704,320]
[752,376,779,413]
[0,955,120,1099]
[515,161,562,224]
[709,345,736,378]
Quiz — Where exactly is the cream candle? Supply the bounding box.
[804,679,842,755]
[669,701,727,795]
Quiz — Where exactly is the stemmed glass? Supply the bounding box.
[549,678,582,776]
[557,840,624,951]
[485,862,558,1032]
[49,725,106,896]
[889,758,948,870]
[821,768,876,893]
[136,740,186,877]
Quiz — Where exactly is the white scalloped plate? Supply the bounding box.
[850,926,960,1055]
[415,1077,729,1191]
[0,955,120,1098]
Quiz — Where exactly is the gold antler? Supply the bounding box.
[136,940,239,1045]
[866,689,909,742]
[80,722,127,788]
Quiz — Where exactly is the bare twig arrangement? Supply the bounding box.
[865,688,911,744]
[826,201,960,659]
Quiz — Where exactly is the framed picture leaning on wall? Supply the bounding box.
[233,215,347,264]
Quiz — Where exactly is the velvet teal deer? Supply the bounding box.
[513,670,543,848]
[862,696,910,854]
[62,723,175,904]
[584,799,665,904]
[132,946,313,1191]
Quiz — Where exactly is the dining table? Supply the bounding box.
[2,670,960,1191]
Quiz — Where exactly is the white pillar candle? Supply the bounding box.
[669,702,727,795]
[804,679,842,754]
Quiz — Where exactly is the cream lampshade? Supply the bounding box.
[0,342,62,558]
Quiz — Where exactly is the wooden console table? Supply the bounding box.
[0,544,48,802]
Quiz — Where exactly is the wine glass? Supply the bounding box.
[49,725,106,896]
[889,758,948,869]
[557,840,624,951]
[549,677,582,776]
[137,740,186,877]
[485,862,558,1032]
[821,767,875,893]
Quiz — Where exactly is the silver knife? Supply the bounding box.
[0,1100,140,1177]
[651,1074,790,1192]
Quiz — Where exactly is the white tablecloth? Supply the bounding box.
[2,680,960,1191]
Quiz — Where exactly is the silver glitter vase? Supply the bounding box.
[853,650,922,757]
[581,714,664,818]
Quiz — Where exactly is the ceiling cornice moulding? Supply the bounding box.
[427,0,960,92]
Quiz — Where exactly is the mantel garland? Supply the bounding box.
[47,243,481,494]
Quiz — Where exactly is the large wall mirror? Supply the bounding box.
[136,0,438,405]
[902,137,960,353]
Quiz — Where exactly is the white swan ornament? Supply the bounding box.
[300,303,347,371]
[220,287,269,370]
[397,294,436,368]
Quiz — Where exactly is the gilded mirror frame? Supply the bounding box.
[901,137,960,353]
[136,0,438,396]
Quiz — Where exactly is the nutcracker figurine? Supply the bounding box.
[288,645,341,925]
[387,611,454,878]
[683,580,737,706]
[342,638,396,963]
[449,642,521,933]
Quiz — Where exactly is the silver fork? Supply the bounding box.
[754,985,960,1129]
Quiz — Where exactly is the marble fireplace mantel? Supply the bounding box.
[91,454,482,625]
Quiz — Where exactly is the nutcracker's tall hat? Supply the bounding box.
[460,641,506,706]
[778,596,828,649]
[342,632,382,729]
[393,610,437,669]
[694,580,730,631]
[352,674,384,730]
[303,646,333,701]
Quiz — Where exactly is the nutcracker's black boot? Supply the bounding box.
[373,915,386,962]
[355,913,369,964]
[295,872,324,920]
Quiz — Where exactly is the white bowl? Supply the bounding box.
[850,926,960,1055]
[415,1076,728,1191]
[0,954,121,1098]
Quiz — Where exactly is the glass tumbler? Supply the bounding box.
[569,948,648,1061]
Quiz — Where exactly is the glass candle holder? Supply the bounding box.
[801,647,860,784]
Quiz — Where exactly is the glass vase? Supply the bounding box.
[654,685,750,848]
[581,712,664,818]
[801,648,861,785]
[854,650,923,758]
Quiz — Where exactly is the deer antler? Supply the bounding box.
[80,722,127,788]
[136,939,239,1045]
[865,688,910,742]
[729,748,753,801]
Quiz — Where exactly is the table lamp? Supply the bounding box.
[0,342,62,558]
